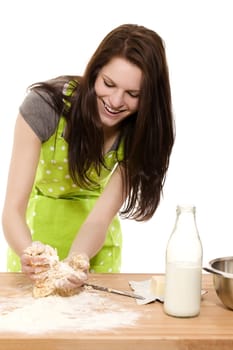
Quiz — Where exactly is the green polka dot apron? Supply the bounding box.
[7,83,124,273]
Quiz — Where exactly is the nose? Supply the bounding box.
[109,90,125,109]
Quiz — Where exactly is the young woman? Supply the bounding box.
[2,24,175,291]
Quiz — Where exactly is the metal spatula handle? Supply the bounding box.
[84,283,145,300]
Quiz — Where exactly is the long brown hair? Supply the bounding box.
[30,24,175,221]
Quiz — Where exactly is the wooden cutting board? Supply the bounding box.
[0,272,233,350]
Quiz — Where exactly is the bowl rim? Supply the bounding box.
[209,256,233,264]
[209,256,233,278]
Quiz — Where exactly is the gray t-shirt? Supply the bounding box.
[19,91,60,142]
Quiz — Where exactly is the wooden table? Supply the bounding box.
[0,272,233,350]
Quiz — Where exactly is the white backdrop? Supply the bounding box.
[1,0,233,273]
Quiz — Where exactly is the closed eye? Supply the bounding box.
[103,77,140,98]
[127,91,140,98]
[104,79,114,88]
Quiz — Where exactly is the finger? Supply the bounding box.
[21,268,44,281]
[25,272,44,281]
[21,264,36,274]
[30,256,52,266]
[21,254,52,267]
[54,278,83,291]
[67,271,88,284]
[21,254,32,265]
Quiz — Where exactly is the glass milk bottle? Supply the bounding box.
[164,205,203,317]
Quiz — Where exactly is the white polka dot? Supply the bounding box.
[53,178,59,182]
[51,159,56,164]
[35,195,39,199]
[60,186,65,191]
[108,154,113,158]
[72,183,77,187]
[111,226,115,231]
[32,211,36,217]
[79,188,84,191]
[65,174,70,179]
[61,146,66,151]
[90,269,95,273]
[50,146,55,151]
[46,170,51,175]
[108,252,112,257]
[63,158,68,163]
[40,159,45,164]
[100,261,104,265]
[48,188,53,192]
[13,260,17,266]
[58,166,63,170]
[108,268,113,272]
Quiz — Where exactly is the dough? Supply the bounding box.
[23,242,88,298]
[32,262,84,298]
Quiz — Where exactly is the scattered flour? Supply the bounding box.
[0,290,140,334]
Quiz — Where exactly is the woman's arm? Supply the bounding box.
[2,114,41,256]
[68,164,126,259]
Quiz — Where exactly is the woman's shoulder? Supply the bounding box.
[19,90,60,142]
[19,76,81,142]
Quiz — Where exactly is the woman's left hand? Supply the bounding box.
[54,253,90,295]
[55,267,88,292]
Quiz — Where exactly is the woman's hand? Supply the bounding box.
[55,253,90,294]
[22,244,90,296]
[21,241,58,280]
[54,266,88,295]
[66,252,90,273]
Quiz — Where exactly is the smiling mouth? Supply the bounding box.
[103,101,126,115]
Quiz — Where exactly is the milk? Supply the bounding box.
[164,206,203,317]
[164,262,202,317]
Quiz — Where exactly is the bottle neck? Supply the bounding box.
[173,206,198,237]
[177,205,196,215]
[166,205,202,264]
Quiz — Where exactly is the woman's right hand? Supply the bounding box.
[21,241,58,280]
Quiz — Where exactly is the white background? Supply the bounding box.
[0,0,233,273]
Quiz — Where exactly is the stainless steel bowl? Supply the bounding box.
[209,256,233,310]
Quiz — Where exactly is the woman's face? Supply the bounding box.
[94,57,142,130]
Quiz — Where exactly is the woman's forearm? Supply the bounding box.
[2,208,33,257]
[2,114,42,257]
[68,220,108,259]
[68,165,125,259]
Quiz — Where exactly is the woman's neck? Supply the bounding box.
[103,126,120,154]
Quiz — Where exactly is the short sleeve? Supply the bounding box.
[19,90,60,142]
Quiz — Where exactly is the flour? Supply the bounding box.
[0,290,140,334]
